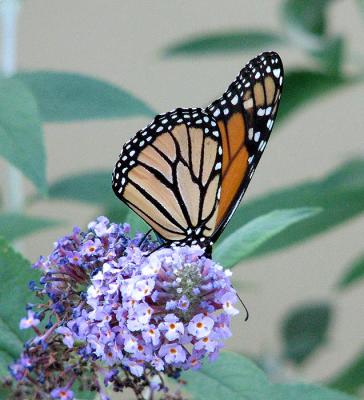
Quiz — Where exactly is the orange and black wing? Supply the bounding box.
[112,108,223,246]
[206,51,284,242]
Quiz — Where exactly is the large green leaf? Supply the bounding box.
[16,71,154,122]
[281,0,331,49]
[213,208,320,268]
[329,350,364,395]
[182,352,270,400]
[0,319,23,360]
[272,383,356,400]
[0,78,46,194]
[281,302,332,365]
[0,213,59,241]
[48,171,117,206]
[183,352,356,400]
[278,70,355,125]
[337,253,364,290]
[0,238,39,375]
[219,159,364,259]
[164,31,286,56]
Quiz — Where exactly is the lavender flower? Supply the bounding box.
[50,387,74,400]
[19,310,40,330]
[59,241,238,376]
[5,216,238,400]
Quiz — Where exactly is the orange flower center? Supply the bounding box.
[196,322,203,329]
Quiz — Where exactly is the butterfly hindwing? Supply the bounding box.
[206,51,284,241]
[112,108,223,245]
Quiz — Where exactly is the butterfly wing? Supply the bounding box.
[112,51,283,247]
[112,108,223,245]
[206,51,284,242]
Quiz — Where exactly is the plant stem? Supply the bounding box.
[1,0,24,217]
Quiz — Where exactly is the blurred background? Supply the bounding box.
[0,0,363,396]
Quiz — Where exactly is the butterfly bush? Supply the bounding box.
[4,217,238,400]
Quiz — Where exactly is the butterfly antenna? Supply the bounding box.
[237,292,249,322]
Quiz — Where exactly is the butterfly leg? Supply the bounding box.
[138,229,153,250]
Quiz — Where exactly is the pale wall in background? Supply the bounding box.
[1,0,363,385]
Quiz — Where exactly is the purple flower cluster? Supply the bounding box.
[33,217,153,304]
[8,216,238,399]
[58,242,239,376]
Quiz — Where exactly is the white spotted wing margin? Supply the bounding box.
[112,107,223,246]
[205,51,284,242]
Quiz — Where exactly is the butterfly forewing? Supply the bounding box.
[112,51,283,248]
[112,108,223,245]
[206,51,284,241]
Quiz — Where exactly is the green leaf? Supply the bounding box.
[329,350,364,395]
[48,171,117,206]
[164,31,286,56]
[16,71,155,122]
[273,383,356,400]
[0,213,59,241]
[278,70,355,125]
[219,159,364,259]
[182,352,270,400]
[0,78,46,194]
[0,238,39,375]
[311,36,345,76]
[281,0,331,50]
[337,254,364,289]
[183,352,355,400]
[281,302,332,365]
[213,208,320,268]
[48,171,147,232]
[0,383,11,400]
[0,350,13,378]
[0,318,23,360]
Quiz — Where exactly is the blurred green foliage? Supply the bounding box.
[330,350,364,395]
[16,71,155,123]
[337,253,364,289]
[281,302,332,365]
[0,78,45,194]
[214,208,321,268]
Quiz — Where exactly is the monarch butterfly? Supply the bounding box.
[112,51,284,256]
